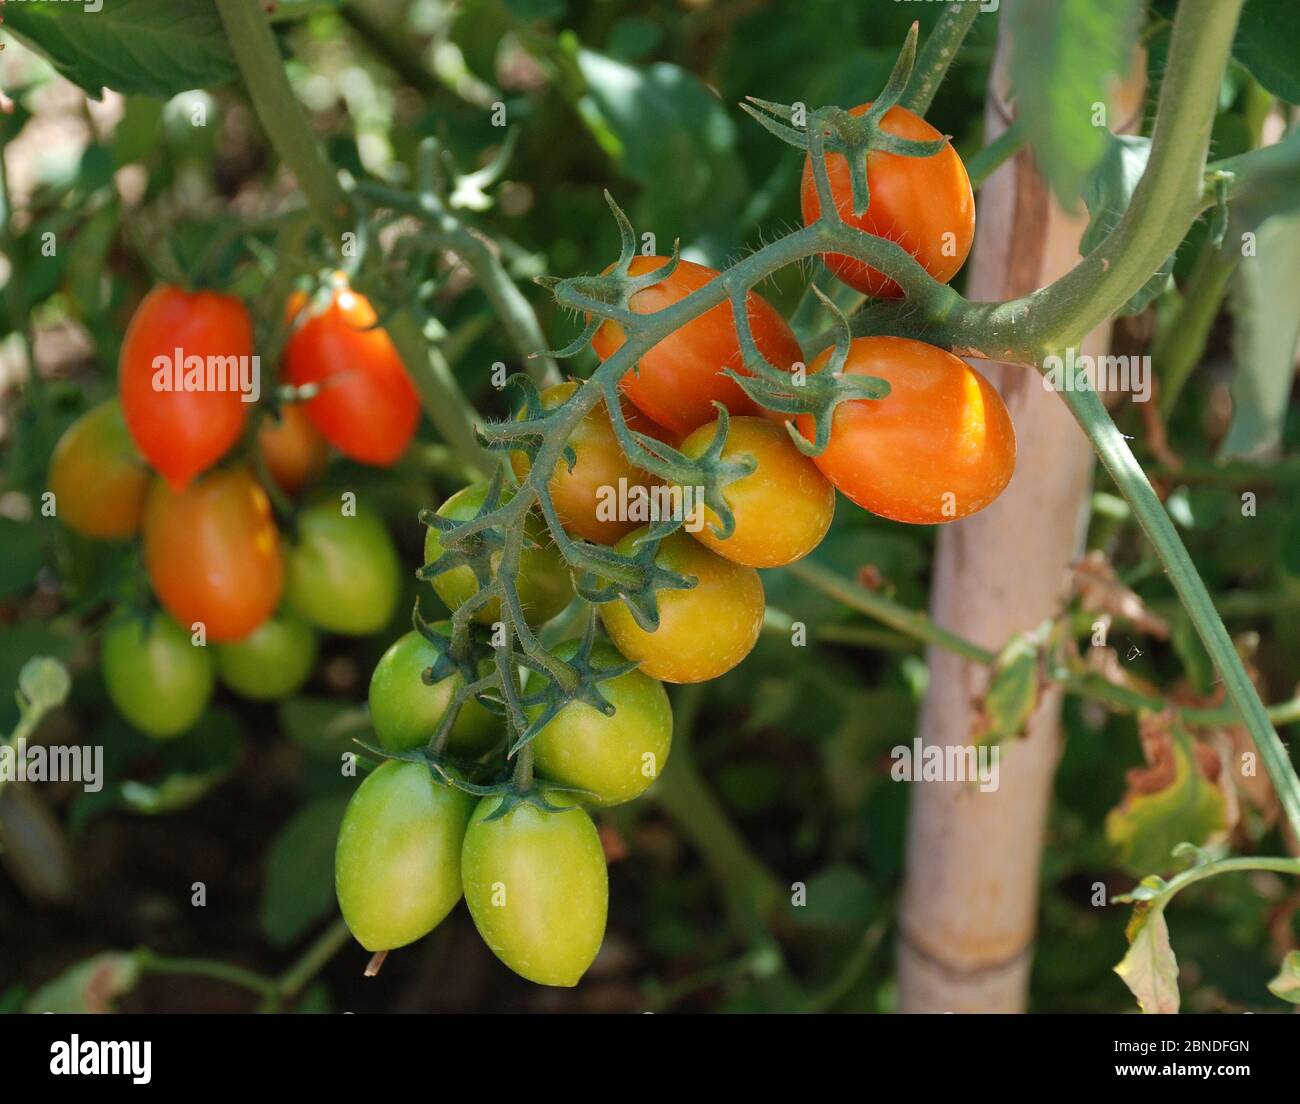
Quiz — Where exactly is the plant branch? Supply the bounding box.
[901,7,980,117]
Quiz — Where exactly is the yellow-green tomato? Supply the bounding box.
[284,503,401,635]
[215,612,317,701]
[598,528,764,683]
[461,793,608,987]
[525,640,671,805]
[368,627,500,756]
[101,613,215,738]
[423,483,574,627]
[335,760,475,953]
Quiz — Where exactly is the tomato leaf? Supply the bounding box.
[260,796,349,947]
[1009,0,1144,212]
[1114,905,1180,1014]
[1267,950,1300,1005]
[972,630,1045,746]
[24,952,141,1013]
[1218,210,1300,460]
[4,0,238,100]
[1234,0,1300,105]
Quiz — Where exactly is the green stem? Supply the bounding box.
[1129,856,1300,909]
[275,916,351,999]
[1061,382,1300,837]
[340,4,438,94]
[965,119,1024,188]
[136,951,279,1000]
[901,6,981,117]
[216,0,490,475]
[1154,242,1237,417]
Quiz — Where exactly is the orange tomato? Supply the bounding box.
[258,404,329,496]
[796,337,1015,524]
[119,286,254,491]
[143,467,283,642]
[591,257,803,437]
[801,104,974,298]
[48,398,151,539]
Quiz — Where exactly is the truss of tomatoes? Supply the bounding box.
[48,278,420,737]
[337,104,1019,991]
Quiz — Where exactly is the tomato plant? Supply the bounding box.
[678,415,835,567]
[143,467,283,643]
[460,793,608,987]
[423,482,574,626]
[368,627,501,756]
[797,337,1016,525]
[101,613,215,739]
[47,398,151,540]
[801,103,974,299]
[283,278,421,467]
[335,760,475,952]
[118,285,254,491]
[283,502,401,636]
[591,256,804,436]
[526,639,672,806]
[598,529,765,684]
[215,612,318,701]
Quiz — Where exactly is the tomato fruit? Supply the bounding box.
[678,416,834,568]
[800,103,974,299]
[369,627,500,756]
[283,278,420,467]
[284,502,401,636]
[591,257,804,437]
[143,467,283,643]
[118,285,254,491]
[461,793,608,986]
[48,398,151,539]
[101,613,215,738]
[257,404,329,496]
[335,760,475,953]
[509,381,661,545]
[526,639,671,806]
[797,337,1016,524]
[598,529,764,684]
[216,612,317,701]
[424,483,574,627]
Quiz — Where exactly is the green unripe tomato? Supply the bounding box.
[284,502,401,636]
[526,640,672,806]
[335,760,475,953]
[101,613,215,738]
[216,612,317,701]
[461,793,608,987]
[369,627,501,756]
[423,482,574,627]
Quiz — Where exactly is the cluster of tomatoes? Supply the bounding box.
[333,103,1018,989]
[49,276,422,735]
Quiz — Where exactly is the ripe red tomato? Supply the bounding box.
[525,639,672,806]
[336,760,475,952]
[801,103,974,298]
[101,613,215,739]
[424,483,574,627]
[678,415,834,567]
[591,257,804,437]
[143,467,283,643]
[509,381,662,545]
[48,398,151,539]
[598,528,764,684]
[118,285,253,491]
[461,792,608,987]
[796,337,1015,524]
[257,404,329,496]
[282,278,420,467]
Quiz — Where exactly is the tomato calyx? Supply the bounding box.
[572,531,695,631]
[417,471,515,608]
[741,25,946,221]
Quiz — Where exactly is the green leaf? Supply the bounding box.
[1081,134,1173,313]
[1267,950,1300,1004]
[0,519,46,600]
[974,631,1042,746]
[278,696,372,760]
[1105,724,1227,876]
[4,0,238,100]
[1234,0,1300,105]
[25,952,141,1013]
[786,865,875,933]
[1009,0,1143,211]
[1114,906,1180,1014]
[1218,210,1300,460]
[259,796,348,948]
